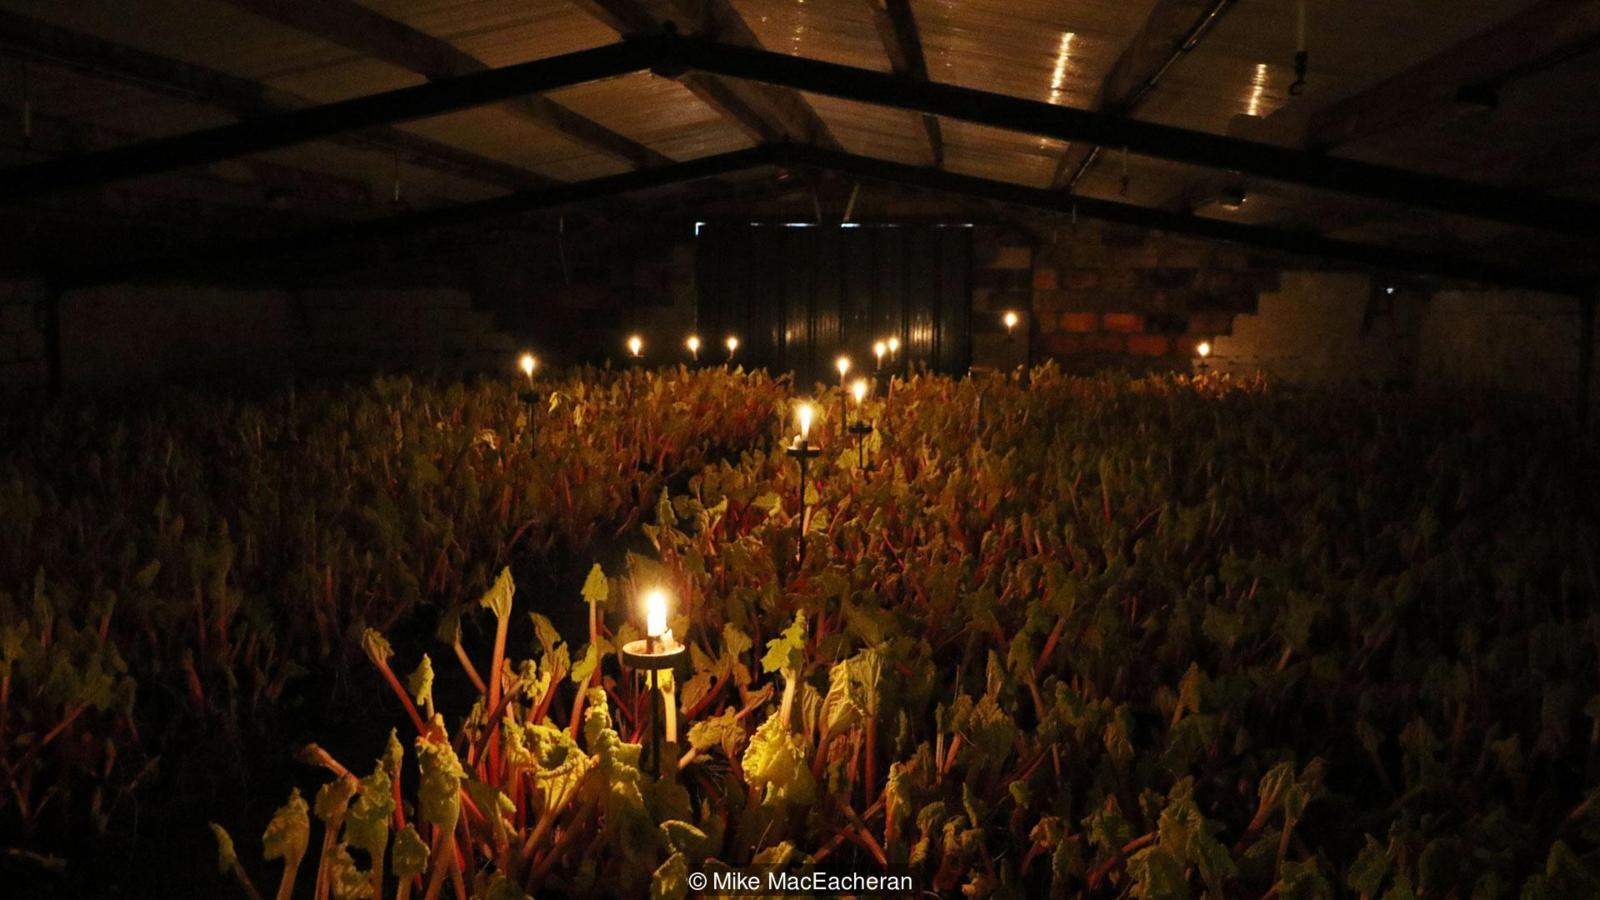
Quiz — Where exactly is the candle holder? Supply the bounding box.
[621,633,688,778]
[785,435,822,562]
[848,420,874,471]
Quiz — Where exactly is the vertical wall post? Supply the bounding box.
[1580,292,1596,427]
[42,279,63,395]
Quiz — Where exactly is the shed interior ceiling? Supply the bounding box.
[0,0,1595,287]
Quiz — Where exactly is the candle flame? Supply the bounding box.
[643,587,670,639]
[627,335,643,357]
[1003,311,1019,332]
[726,335,739,353]
[796,402,814,440]
[686,335,701,355]
[873,340,887,361]
[518,352,537,378]
[851,379,868,404]
[835,355,851,379]
[1197,341,1212,358]
[887,337,900,354]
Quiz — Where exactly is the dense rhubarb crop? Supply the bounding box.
[201,367,1600,898]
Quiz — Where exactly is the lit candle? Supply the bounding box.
[627,335,643,358]
[887,337,900,356]
[686,335,701,361]
[873,340,887,369]
[851,378,868,406]
[1197,341,1211,359]
[518,352,537,387]
[796,402,815,442]
[1003,311,1019,335]
[643,589,668,637]
[835,355,851,381]
[725,335,739,359]
[640,586,672,646]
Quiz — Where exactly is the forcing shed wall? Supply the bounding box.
[0,280,518,391]
[973,223,1597,417]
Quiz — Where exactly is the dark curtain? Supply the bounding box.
[695,223,972,385]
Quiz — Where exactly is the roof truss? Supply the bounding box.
[69,144,1595,297]
[215,0,670,169]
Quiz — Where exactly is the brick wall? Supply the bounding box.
[0,280,47,391]
[970,221,1281,373]
[1211,273,1423,386]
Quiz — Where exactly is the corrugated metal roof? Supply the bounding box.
[732,0,891,72]
[0,0,1592,260]
[545,72,754,162]
[915,0,1157,108]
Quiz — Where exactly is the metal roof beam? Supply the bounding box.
[0,8,554,190]
[865,0,942,167]
[0,39,661,203]
[216,0,670,169]
[1306,0,1600,152]
[674,39,1600,235]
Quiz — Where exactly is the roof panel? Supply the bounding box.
[799,92,929,167]
[915,0,1157,109]
[544,72,753,162]
[0,0,371,83]
[355,0,617,66]
[732,0,892,72]
[940,119,1063,188]
[1136,0,1536,136]
[398,106,630,179]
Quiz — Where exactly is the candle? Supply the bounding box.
[835,355,851,381]
[887,337,900,356]
[725,335,739,358]
[1197,341,1211,359]
[873,340,887,369]
[851,378,868,406]
[796,402,814,441]
[686,335,701,361]
[518,352,537,387]
[627,334,643,358]
[1003,311,1019,335]
[643,587,670,641]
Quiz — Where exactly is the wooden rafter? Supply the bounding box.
[571,0,841,149]
[1305,0,1600,152]
[0,8,552,191]
[216,0,671,169]
[1051,0,1234,190]
[865,0,943,166]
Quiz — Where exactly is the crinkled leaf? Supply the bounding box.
[407,654,434,709]
[416,733,465,830]
[262,788,310,865]
[479,567,515,621]
[210,823,237,874]
[761,612,807,675]
[391,825,429,879]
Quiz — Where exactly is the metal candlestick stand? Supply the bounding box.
[620,635,688,778]
[848,419,874,471]
[785,437,822,562]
